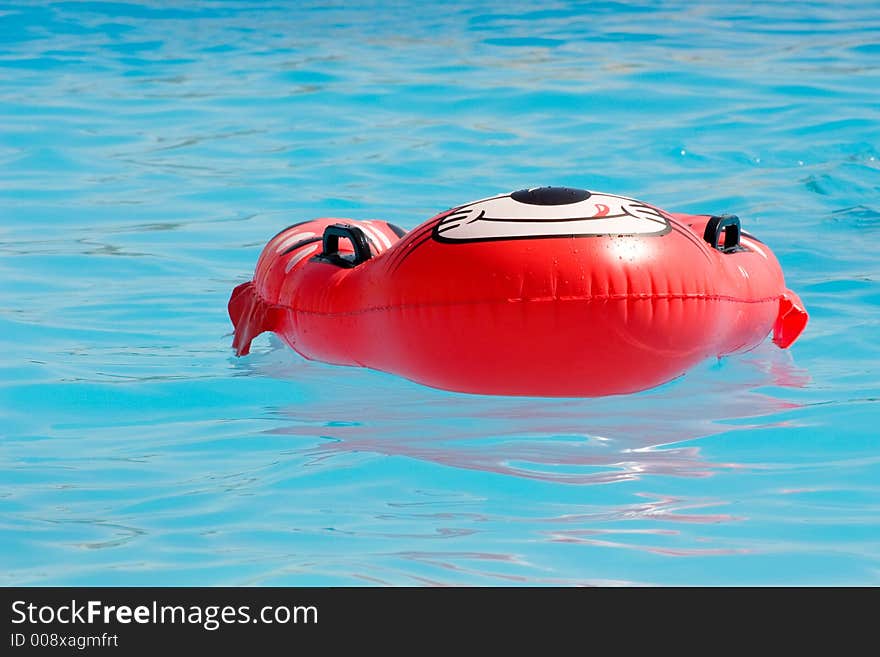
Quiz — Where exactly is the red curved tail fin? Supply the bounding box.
[773,290,808,349]
[228,282,283,356]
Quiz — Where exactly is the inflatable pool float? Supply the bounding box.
[228,187,808,396]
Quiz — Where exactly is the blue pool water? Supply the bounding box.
[1,0,879,586]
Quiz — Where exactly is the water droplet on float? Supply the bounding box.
[680,149,686,156]
[798,160,804,166]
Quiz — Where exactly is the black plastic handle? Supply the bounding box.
[703,214,742,253]
[318,223,373,267]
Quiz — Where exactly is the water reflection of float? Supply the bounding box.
[239,339,807,486]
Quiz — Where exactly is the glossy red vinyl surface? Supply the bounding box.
[229,189,807,396]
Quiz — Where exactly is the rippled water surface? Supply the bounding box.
[2,1,879,585]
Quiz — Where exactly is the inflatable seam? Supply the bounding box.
[250,285,780,317]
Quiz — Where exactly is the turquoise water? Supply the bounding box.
[1,0,879,585]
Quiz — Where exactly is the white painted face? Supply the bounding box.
[433,188,671,242]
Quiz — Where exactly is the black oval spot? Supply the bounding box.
[510,187,591,205]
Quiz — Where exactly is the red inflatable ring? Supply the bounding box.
[229,187,808,396]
